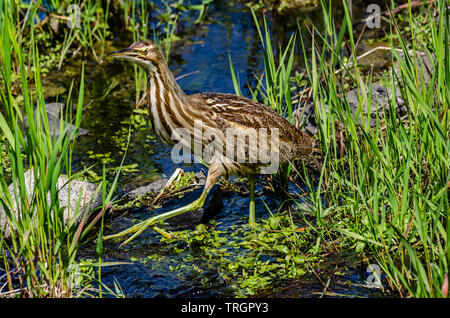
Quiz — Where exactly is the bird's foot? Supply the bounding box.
[103,190,208,246]
[102,217,172,247]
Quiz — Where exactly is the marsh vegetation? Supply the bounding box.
[0,0,448,298]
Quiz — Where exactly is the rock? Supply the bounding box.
[24,103,89,141]
[346,87,386,126]
[372,84,407,114]
[294,82,407,132]
[293,101,323,136]
[346,83,406,126]
[121,174,163,193]
[194,170,207,185]
[293,49,434,134]
[123,170,207,201]
[0,169,102,240]
[393,50,434,87]
[290,200,314,214]
[357,50,389,68]
[124,178,169,200]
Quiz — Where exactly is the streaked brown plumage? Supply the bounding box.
[105,40,312,244]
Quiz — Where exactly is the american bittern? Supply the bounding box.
[105,40,312,244]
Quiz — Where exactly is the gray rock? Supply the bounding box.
[293,101,324,136]
[346,83,407,126]
[347,88,386,126]
[293,50,434,133]
[0,169,102,240]
[195,170,207,185]
[290,200,314,214]
[24,103,88,141]
[124,178,169,200]
[294,82,407,132]
[393,51,434,87]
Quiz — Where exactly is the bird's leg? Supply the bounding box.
[279,163,290,196]
[248,175,256,227]
[104,164,222,246]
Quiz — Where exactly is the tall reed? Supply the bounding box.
[296,0,449,297]
[0,1,119,297]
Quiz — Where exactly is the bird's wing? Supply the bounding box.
[195,92,290,131]
[188,92,312,164]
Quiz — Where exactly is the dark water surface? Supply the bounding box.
[45,1,387,298]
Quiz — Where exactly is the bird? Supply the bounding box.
[104,40,312,245]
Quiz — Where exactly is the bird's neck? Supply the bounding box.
[153,61,187,100]
[145,61,190,143]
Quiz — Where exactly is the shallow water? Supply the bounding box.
[44,1,387,298]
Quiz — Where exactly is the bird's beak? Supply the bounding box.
[108,48,133,59]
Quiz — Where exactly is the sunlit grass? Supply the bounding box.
[0,1,124,297]
[294,0,449,297]
[231,0,448,298]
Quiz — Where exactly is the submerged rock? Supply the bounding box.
[265,0,319,11]
[0,169,102,240]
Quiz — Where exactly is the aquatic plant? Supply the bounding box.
[159,213,318,297]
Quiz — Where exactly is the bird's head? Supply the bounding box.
[108,40,163,72]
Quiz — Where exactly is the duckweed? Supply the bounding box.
[128,213,320,297]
